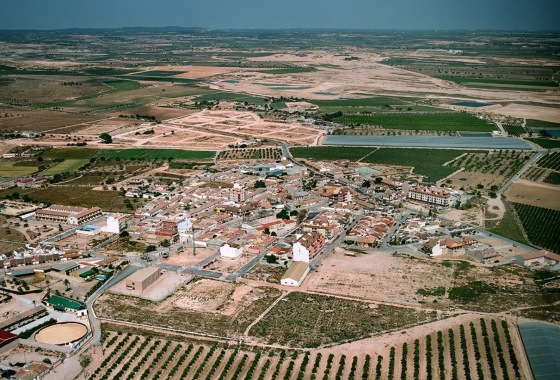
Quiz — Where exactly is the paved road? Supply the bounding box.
[83,265,141,349]
[498,150,544,194]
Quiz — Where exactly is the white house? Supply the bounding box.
[280,261,310,287]
[104,213,127,234]
[220,243,243,259]
[292,242,310,263]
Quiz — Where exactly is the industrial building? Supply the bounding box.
[125,267,161,292]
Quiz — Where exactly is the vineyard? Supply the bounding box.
[88,317,523,380]
[218,148,282,161]
[503,124,527,137]
[543,171,560,185]
[333,113,495,132]
[512,203,560,253]
[536,152,560,171]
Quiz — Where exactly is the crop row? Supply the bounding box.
[91,319,522,380]
[513,202,560,253]
[537,152,560,170]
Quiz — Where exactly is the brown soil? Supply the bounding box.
[504,179,560,210]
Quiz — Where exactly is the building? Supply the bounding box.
[125,266,161,292]
[280,261,310,287]
[407,186,450,207]
[35,204,103,225]
[52,262,79,276]
[46,295,87,316]
[230,183,246,203]
[517,250,560,269]
[0,329,18,354]
[423,239,447,256]
[0,306,48,332]
[292,232,325,262]
[220,243,243,259]
[105,213,127,234]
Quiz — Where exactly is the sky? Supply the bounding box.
[1,0,559,31]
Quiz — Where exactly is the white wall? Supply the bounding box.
[292,242,310,263]
[220,244,243,259]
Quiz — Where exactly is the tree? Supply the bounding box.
[161,239,171,248]
[253,180,266,189]
[276,209,290,220]
[145,245,157,253]
[119,230,129,238]
[99,133,112,144]
[374,177,383,184]
[362,180,372,188]
[265,254,278,264]
[263,227,271,235]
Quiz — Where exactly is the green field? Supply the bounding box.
[129,70,180,77]
[543,172,560,185]
[513,203,560,253]
[290,146,376,162]
[95,149,215,160]
[119,75,197,84]
[526,119,560,130]
[0,162,37,178]
[503,124,526,137]
[41,160,89,175]
[488,201,529,246]
[41,148,98,160]
[310,97,412,108]
[526,138,560,149]
[334,113,495,132]
[291,147,476,180]
[537,152,560,171]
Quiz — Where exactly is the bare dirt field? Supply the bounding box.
[114,105,197,120]
[489,103,560,123]
[0,110,101,132]
[110,271,191,301]
[164,247,216,267]
[148,65,241,79]
[205,254,255,274]
[35,322,88,345]
[504,179,560,210]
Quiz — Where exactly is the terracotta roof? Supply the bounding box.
[521,250,560,262]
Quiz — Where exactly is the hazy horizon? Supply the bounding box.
[1,0,559,31]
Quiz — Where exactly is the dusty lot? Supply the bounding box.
[164,247,217,267]
[504,179,560,210]
[114,105,197,120]
[0,109,101,132]
[205,254,255,274]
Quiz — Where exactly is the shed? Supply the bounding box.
[280,261,310,287]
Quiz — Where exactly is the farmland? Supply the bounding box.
[502,124,527,137]
[94,149,215,161]
[41,148,98,160]
[291,147,480,181]
[0,161,38,177]
[333,113,495,132]
[526,138,560,149]
[536,152,560,170]
[40,159,88,175]
[217,148,282,161]
[526,119,560,131]
[250,292,437,348]
[512,203,560,253]
[487,201,529,246]
[87,316,524,380]
[543,171,560,185]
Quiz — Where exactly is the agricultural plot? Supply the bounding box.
[513,203,560,253]
[41,148,98,160]
[218,148,282,161]
[503,124,526,136]
[290,146,375,162]
[40,159,88,175]
[0,161,38,178]
[88,317,524,380]
[249,292,437,348]
[95,149,214,160]
[94,286,283,338]
[526,119,560,131]
[543,171,560,185]
[526,138,560,149]
[536,152,560,171]
[334,113,495,132]
[448,150,533,190]
[310,97,413,108]
[192,92,268,105]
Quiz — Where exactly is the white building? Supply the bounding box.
[280,261,310,287]
[407,186,450,207]
[220,243,243,259]
[104,213,127,234]
[230,183,246,203]
[292,242,310,263]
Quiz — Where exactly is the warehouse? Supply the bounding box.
[125,267,161,292]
